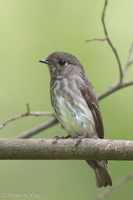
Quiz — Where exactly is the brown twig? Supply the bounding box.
[98,42,133,101]
[86,37,108,42]
[123,43,133,76]
[86,0,123,82]
[86,0,133,101]
[102,0,123,82]
[98,80,133,101]
[0,104,55,129]
[94,171,133,200]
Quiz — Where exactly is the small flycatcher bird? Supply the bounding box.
[39,51,112,188]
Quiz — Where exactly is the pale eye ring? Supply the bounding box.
[58,60,66,66]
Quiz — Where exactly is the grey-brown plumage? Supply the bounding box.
[39,51,112,188]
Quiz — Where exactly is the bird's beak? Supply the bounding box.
[39,59,52,65]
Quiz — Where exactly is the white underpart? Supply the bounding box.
[53,90,97,138]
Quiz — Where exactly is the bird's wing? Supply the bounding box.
[80,76,104,139]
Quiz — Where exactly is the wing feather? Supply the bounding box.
[80,76,104,139]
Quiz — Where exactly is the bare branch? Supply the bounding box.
[0,138,133,160]
[86,0,123,82]
[94,171,133,200]
[98,80,133,101]
[95,2,133,100]
[86,0,133,101]
[101,0,123,82]
[123,43,133,76]
[86,37,108,42]
[16,118,58,139]
[0,104,55,129]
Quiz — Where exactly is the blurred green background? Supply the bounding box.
[0,0,133,199]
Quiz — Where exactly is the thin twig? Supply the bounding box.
[123,43,133,76]
[86,0,123,82]
[102,0,123,82]
[94,171,133,200]
[16,118,58,139]
[98,80,133,101]
[90,0,133,101]
[0,104,55,129]
[86,37,108,42]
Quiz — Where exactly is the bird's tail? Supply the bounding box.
[86,160,112,189]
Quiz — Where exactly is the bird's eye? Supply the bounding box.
[58,60,66,66]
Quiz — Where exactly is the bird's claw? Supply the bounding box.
[54,135,70,140]
[74,133,87,146]
[54,136,65,140]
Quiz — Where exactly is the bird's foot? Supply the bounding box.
[74,133,87,146]
[54,135,70,141]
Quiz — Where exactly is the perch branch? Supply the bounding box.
[0,138,133,160]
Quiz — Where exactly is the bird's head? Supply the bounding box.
[39,51,84,79]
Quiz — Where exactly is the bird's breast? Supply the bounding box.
[50,79,96,138]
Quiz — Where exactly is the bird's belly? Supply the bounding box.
[53,96,96,138]
[57,104,84,137]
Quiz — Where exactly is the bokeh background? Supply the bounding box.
[0,0,133,199]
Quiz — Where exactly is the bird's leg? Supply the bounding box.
[54,135,70,140]
[74,132,87,146]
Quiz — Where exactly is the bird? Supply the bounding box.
[39,51,112,188]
